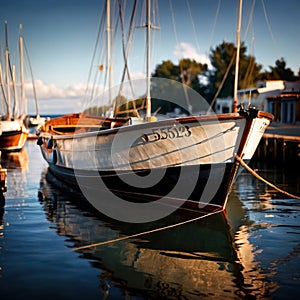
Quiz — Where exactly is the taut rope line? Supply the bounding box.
[73,156,299,251]
[73,209,221,251]
[235,154,300,200]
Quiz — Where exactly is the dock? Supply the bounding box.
[254,124,300,163]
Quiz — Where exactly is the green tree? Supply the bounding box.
[261,58,296,81]
[206,41,262,101]
[151,59,207,114]
[179,58,208,92]
[152,60,180,81]
[152,59,207,92]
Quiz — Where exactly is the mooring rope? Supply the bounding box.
[73,156,299,251]
[73,209,221,251]
[235,154,300,200]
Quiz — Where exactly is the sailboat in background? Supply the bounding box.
[0,22,28,152]
[37,0,273,219]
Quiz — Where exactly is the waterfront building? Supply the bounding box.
[215,80,300,125]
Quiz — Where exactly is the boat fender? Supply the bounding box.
[37,136,43,146]
[47,138,54,149]
[51,149,57,165]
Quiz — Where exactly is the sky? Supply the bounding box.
[0,0,299,114]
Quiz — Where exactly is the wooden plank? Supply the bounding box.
[263,133,300,142]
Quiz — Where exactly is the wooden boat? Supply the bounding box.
[37,0,273,220]
[0,22,28,152]
[37,109,272,207]
[0,119,28,151]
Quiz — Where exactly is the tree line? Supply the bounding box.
[152,41,299,110]
[85,41,299,116]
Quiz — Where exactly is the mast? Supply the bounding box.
[145,0,151,120]
[106,0,112,105]
[4,21,11,120]
[19,24,27,117]
[12,65,18,117]
[233,0,242,113]
[0,63,9,114]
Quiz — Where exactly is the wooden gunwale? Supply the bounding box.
[257,111,274,121]
[39,111,274,145]
[40,112,272,140]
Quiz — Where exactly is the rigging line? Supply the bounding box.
[125,0,139,112]
[169,0,192,114]
[245,37,256,106]
[138,0,146,27]
[114,0,132,116]
[261,0,279,57]
[0,45,3,66]
[124,0,137,86]
[0,64,9,111]
[208,0,221,50]
[243,0,256,40]
[149,0,159,75]
[235,154,300,200]
[169,0,180,66]
[12,66,18,118]
[73,209,222,251]
[83,4,106,104]
[116,0,137,105]
[242,0,256,106]
[207,51,236,113]
[7,50,15,115]
[23,39,38,116]
[185,0,201,54]
[242,28,255,90]
[153,0,160,30]
[108,1,121,106]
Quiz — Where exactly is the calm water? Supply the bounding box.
[0,141,299,299]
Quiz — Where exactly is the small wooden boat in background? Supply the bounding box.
[0,22,28,152]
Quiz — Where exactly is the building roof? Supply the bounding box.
[267,92,300,100]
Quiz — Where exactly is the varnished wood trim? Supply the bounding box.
[257,111,274,121]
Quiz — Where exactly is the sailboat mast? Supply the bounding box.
[106,0,112,105]
[145,0,151,120]
[19,24,27,117]
[12,65,18,117]
[233,0,242,113]
[0,63,9,114]
[4,21,11,120]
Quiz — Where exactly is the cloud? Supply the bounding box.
[173,42,212,68]
[24,79,88,100]
[24,75,147,103]
[23,80,91,114]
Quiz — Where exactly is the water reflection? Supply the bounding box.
[232,163,300,299]
[1,148,29,170]
[1,149,29,204]
[38,168,276,299]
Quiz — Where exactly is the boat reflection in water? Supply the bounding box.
[1,148,29,171]
[1,148,29,202]
[38,168,276,299]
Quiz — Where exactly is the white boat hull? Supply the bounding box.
[37,110,273,216]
